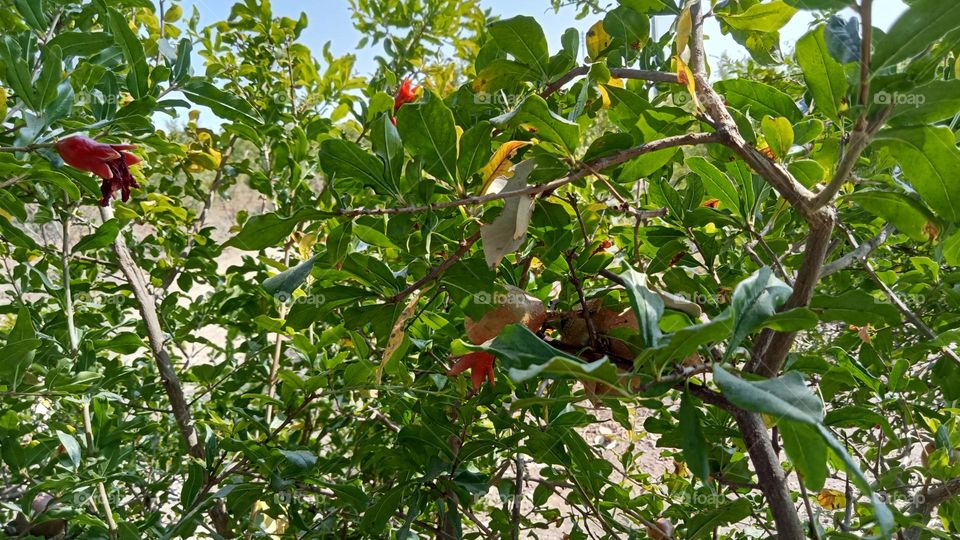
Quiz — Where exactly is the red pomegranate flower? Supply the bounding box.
[448,351,496,392]
[56,135,142,206]
[393,78,419,114]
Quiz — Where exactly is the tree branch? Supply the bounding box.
[387,230,482,303]
[837,222,960,367]
[99,206,234,537]
[540,66,679,99]
[337,132,722,217]
[732,408,806,540]
[686,4,806,538]
[819,223,894,278]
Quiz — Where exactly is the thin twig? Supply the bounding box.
[387,230,482,303]
[838,222,960,367]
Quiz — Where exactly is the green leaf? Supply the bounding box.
[873,0,960,73]
[727,267,792,357]
[685,156,740,217]
[224,208,331,251]
[796,26,848,122]
[846,190,937,242]
[172,38,192,83]
[360,486,405,532]
[684,499,752,540]
[56,431,82,469]
[824,16,860,64]
[0,217,39,250]
[604,6,650,51]
[0,37,37,110]
[760,307,819,331]
[462,324,624,390]
[714,366,823,424]
[719,1,797,33]
[787,159,825,188]
[74,219,120,252]
[0,308,38,390]
[679,392,710,487]
[46,32,117,58]
[487,16,549,78]
[15,0,48,31]
[490,95,581,153]
[262,256,317,298]
[371,113,405,194]
[320,138,397,198]
[888,80,960,126]
[396,93,459,185]
[31,168,81,202]
[457,121,492,183]
[874,126,960,222]
[619,265,664,348]
[108,9,150,99]
[943,230,960,266]
[180,80,263,126]
[650,314,733,363]
[621,0,679,15]
[810,290,900,326]
[780,422,827,490]
[715,79,802,123]
[760,116,794,160]
[473,59,538,93]
[35,46,63,108]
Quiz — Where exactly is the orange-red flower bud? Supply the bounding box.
[393,78,419,114]
[56,135,141,206]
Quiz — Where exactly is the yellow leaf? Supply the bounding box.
[956,56,960,79]
[298,233,317,261]
[598,78,624,108]
[455,125,464,163]
[586,20,612,61]
[479,141,531,194]
[377,290,422,384]
[254,501,289,535]
[673,56,700,110]
[817,489,847,510]
[676,7,692,56]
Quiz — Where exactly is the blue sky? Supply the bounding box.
[175,0,907,126]
[180,0,908,73]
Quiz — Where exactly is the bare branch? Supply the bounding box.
[837,222,960,367]
[99,206,234,537]
[732,409,806,540]
[819,223,895,278]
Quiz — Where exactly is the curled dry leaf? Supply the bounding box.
[645,518,675,540]
[450,285,546,391]
[480,159,537,268]
[479,140,532,194]
[377,290,422,383]
[465,284,547,344]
